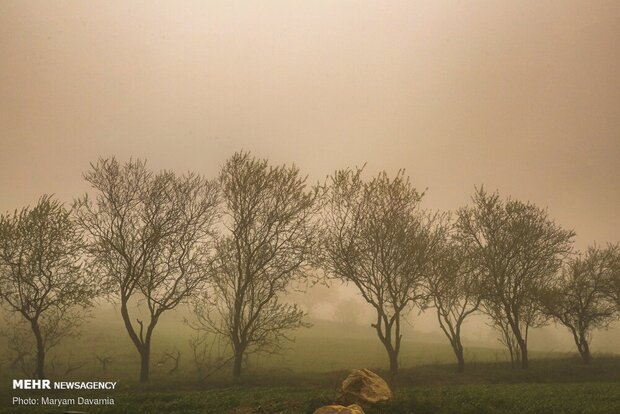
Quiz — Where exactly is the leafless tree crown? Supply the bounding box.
[320,167,443,378]
[192,152,317,379]
[0,196,94,378]
[455,187,575,368]
[74,157,219,382]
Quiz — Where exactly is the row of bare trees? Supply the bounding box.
[1,152,619,383]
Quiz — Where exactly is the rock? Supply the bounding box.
[313,404,365,414]
[338,368,392,405]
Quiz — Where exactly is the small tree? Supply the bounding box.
[192,152,317,381]
[543,245,619,363]
[188,333,231,381]
[321,167,442,380]
[426,228,481,373]
[0,196,94,378]
[456,188,574,368]
[74,158,219,382]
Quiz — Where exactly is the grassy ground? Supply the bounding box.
[4,383,620,414]
[2,358,620,413]
[0,314,571,385]
[1,311,619,413]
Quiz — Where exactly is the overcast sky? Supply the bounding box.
[1,0,619,249]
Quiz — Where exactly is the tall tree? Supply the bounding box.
[542,245,619,363]
[426,228,481,373]
[456,188,574,369]
[74,158,219,382]
[192,152,317,381]
[321,167,441,380]
[0,196,94,378]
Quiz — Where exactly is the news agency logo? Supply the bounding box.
[13,379,51,390]
[12,379,118,390]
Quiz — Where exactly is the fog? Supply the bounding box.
[1,0,619,363]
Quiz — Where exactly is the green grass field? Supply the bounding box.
[2,382,620,414]
[2,357,620,413]
[2,360,620,414]
[1,310,619,413]
[0,310,574,385]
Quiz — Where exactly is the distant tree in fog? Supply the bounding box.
[542,245,619,363]
[74,158,219,382]
[0,196,95,379]
[320,167,442,380]
[456,187,574,369]
[426,224,481,373]
[191,152,317,381]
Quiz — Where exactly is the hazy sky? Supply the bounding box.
[1,0,619,248]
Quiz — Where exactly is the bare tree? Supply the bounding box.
[426,228,481,373]
[542,245,619,363]
[94,352,113,374]
[156,348,181,375]
[50,351,85,376]
[320,167,442,380]
[188,333,231,381]
[191,152,317,381]
[455,188,574,368]
[0,196,94,379]
[74,158,219,382]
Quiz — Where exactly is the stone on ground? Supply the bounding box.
[338,368,393,405]
[313,404,365,414]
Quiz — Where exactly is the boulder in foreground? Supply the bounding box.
[313,404,365,414]
[339,368,393,405]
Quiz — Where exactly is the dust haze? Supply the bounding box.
[1,0,619,387]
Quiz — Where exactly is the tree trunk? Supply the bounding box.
[577,333,591,364]
[518,341,528,369]
[504,310,528,369]
[119,300,160,383]
[579,345,591,364]
[436,311,466,373]
[373,311,400,382]
[31,320,45,379]
[508,348,515,369]
[449,332,465,373]
[508,320,528,369]
[455,346,465,373]
[139,345,150,382]
[232,345,244,382]
[387,348,398,381]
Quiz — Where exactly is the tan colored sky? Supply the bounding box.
[1,0,619,248]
